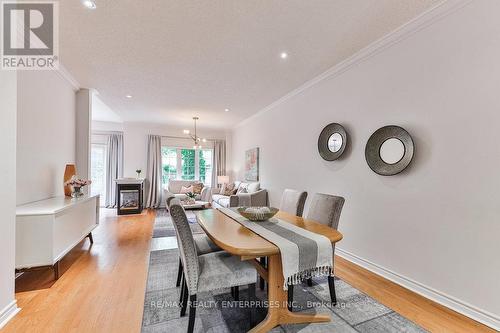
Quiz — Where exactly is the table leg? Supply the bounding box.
[249,254,331,333]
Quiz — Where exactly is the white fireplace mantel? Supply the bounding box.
[114,178,145,185]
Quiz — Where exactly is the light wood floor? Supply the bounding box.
[2,209,495,333]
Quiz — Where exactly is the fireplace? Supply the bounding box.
[116,179,144,215]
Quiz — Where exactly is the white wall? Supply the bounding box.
[17,71,76,205]
[0,71,19,327]
[231,0,499,328]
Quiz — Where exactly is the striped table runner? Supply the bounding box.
[218,208,333,289]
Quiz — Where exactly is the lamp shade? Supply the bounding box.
[217,175,229,184]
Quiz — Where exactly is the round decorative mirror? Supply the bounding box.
[318,123,347,161]
[365,126,414,176]
[379,138,405,164]
[328,133,343,153]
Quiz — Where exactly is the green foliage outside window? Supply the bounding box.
[161,147,212,186]
[181,149,195,180]
[199,150,206,183]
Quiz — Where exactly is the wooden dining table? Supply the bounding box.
[196,208,343,333]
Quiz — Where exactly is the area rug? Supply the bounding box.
[152,209,205,238]
[141,247,428,333]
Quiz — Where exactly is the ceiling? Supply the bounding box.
[60,0,441,129]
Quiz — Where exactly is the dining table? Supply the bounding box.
[196,208,343,333]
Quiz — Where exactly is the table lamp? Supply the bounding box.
[217,175,229,187]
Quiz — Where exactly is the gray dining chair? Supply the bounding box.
[279,189,308,217]
[165,198,223,288]
[258,188,309,290]
[170,201,257,333]
[258,189,308,291]
[287,193,345,309]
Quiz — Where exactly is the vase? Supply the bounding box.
[64,164,77,197]
[71,186,84,198]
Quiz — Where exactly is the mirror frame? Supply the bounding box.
[365,125,414,176]
[318,123,348,161]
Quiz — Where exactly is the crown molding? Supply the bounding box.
[235,0,473,128]
[55,62,80,91]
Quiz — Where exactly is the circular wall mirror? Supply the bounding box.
[328,133,343,153]
[318,123,347,161]
[365,125,414,176]
[379,138,405,164]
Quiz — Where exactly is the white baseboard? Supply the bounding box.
[0,300,20,329]
[336,248,500,331]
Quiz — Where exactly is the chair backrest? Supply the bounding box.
[165,195,176,208]
[306,193,345,230]
[279,189,308,217]
[169,200,199,295]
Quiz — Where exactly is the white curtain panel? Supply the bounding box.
[145,135,162,208]
[105,133,124,207]
[212,140,226,187]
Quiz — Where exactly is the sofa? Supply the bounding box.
[211,181,268,209]
[163,180,210,203]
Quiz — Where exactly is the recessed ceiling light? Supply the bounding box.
[280,52,288,59]
[224,108,230,112]
[82,0,97,9]
[126,95,132,99]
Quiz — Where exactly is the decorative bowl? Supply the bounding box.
[237,207,279,221]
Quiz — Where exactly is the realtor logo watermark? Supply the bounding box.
[1,1,59,70]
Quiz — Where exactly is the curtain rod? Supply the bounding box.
[92,130,123,135]
[160,135,223,142]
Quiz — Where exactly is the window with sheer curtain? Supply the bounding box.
[161,147,213,187]
[90,143,107,200]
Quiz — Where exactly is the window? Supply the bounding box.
[161,147,177,184]
[199,149,212,185]
[90,144,107,200]
[161,147,213,187]
[181,149,195,180]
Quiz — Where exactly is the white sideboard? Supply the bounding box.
[16,195,100,279]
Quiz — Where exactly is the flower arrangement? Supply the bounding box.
[184,192,196,204]
[64,176,91,198]
[136,169,142,178]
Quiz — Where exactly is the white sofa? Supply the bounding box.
[163,180,210,203]
[211,181,268,209]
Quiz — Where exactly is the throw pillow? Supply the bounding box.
[237,182,249,194]
[247,182,260,193]
[192,182,204,195]
[222,183,235,196]
[180,185,193,194]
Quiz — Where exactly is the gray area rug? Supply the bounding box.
[153,208,205,238]
[141,247,428,333]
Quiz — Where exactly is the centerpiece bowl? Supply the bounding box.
[237,207,279,221]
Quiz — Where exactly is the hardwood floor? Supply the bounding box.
[3,209,155,333]
[3,209,495,333]
[335,256,495,333]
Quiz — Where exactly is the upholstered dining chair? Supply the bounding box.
[258,189,308,290]
[165,198,222,289]
[279,189,308,217]
[169,201,258,333]
[287,193,345,309]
